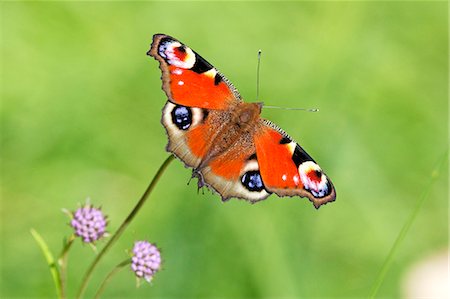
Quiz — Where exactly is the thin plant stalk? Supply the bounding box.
[369,150,448,298]
[58,235,75,299]
[93,259,130,299]
[76,154,175,299]
[31,228,63,299]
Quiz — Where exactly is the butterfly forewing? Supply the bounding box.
[254,120,336,208]
[149,34,241,110]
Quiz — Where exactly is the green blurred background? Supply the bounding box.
[1,2,448,298]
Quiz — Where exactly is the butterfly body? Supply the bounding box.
[149,34,336,208]
[196,102,262,170]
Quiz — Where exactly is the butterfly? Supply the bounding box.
[147,34,336,208]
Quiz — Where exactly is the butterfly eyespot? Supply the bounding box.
[171,105,192,130]
[241,171,265,192]
[298,161,330,198]
[159,39,195,69]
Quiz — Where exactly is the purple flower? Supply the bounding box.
[70,204,107,243]
[131,241,161,282]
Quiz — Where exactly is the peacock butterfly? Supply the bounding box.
[147,34,336,208]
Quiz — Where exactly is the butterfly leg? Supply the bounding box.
[192,168,206,190]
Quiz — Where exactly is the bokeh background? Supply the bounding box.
[1,2,448,298]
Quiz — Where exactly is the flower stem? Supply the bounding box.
[369,150,448,298]
[93,259,130,299]
[58,235,75,299]
[30,228,62,299]
[76,155,175,298]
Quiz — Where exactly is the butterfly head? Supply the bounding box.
[233,102,263,127]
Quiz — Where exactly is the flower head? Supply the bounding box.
[70,203,107,243]
[131,241,161,283]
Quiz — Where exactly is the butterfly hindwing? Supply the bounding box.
[148,34,241,110]
[254,120,336,208]
[198,130,271,202]
[162,101,220,168]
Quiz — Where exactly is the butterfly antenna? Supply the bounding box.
[264,106,319,112]
[256,49,262,101]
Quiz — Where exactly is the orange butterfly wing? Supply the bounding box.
[148,34,240,110]
[254,120,336,208]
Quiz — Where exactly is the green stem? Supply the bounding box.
[76,155,175,299]
[93,259,130,299]
[369,150,448,298]
[58,235,75,299]
[31,228,63,299]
